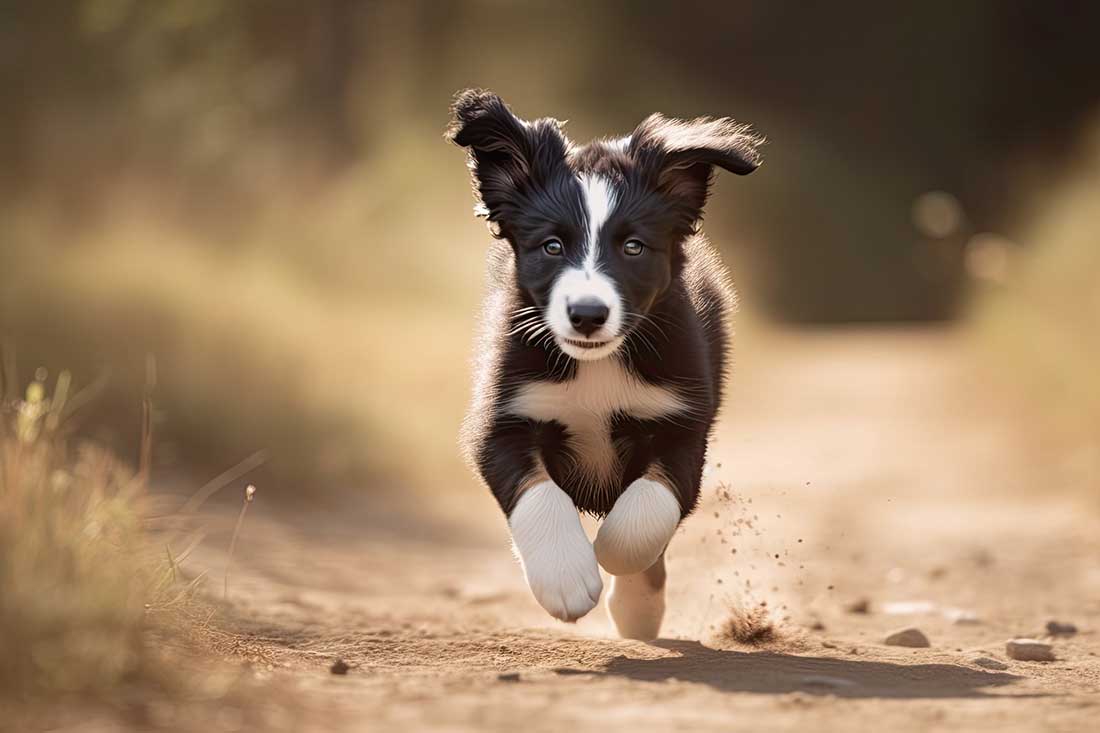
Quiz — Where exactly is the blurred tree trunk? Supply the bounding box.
[302,0,363,166]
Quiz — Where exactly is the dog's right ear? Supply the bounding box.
[446,89,569,227]
[629,113,763,237]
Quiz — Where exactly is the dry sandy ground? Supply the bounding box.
[38,328,1100,731]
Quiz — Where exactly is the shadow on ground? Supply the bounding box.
[555,640,1031,700]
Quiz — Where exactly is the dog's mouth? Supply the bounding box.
[563,338,610,350]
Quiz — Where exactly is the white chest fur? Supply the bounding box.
[507,360,686,489]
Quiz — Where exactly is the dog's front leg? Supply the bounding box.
[593,429,707,639]
[594,424,705,574]
[509,479,603,622]
[476,422,602,622]
[593,471,682,576]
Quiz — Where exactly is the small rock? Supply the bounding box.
[845,598,871,614]
[1005,639,1055,662]
[1045,620,1078,637]
[330,659,350,675]
[972,657,1009,671]
[884,627,931,648]
[497,672,521,682]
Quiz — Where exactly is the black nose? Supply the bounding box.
[567,298,609,337]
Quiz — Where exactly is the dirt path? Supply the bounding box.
[191,328,1100,732]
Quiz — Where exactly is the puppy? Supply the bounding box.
[447,90,762,639]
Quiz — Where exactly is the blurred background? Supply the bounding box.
[2,0,1098,504]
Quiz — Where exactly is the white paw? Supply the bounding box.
[594,478,680,576]
[509,481,604,622]
[523,544,603,622]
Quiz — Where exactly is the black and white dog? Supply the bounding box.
[448,90,762,639]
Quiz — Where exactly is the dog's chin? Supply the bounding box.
[555,335,624,361]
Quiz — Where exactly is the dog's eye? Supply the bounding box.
[542,239,563,256]
[623,240,645,256]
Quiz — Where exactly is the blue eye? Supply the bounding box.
[542,239,563,256]
[624,240,644,256]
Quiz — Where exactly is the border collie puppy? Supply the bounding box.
[447,90,762,640]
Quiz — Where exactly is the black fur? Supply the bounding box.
[448,90,762,520]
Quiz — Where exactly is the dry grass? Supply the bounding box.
[0,367,285,733]
[0,366,330,731]
[223,484,257,601]
[0,370,155,696]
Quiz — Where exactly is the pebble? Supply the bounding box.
[972,657,1009,671]
[497,672,521,682]
[1045,620,1078,637]
[845,598,871,614]
[1005,638,1055,662]
[884,627,931,648]
[330,659,350,675]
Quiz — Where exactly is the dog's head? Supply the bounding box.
[447,90,762,361]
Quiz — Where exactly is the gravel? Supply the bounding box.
[1045,620,1078,637]
[884,627,931,648]
[972,657,1009,671]
[1005,639,1055,662]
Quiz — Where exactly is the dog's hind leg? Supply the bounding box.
[606,554,666,640]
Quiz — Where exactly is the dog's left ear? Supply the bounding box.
[630,113,764,225]
[446,89,570,229]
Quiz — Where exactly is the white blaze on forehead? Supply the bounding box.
[545,173,624,359]
[578,173,615,272]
